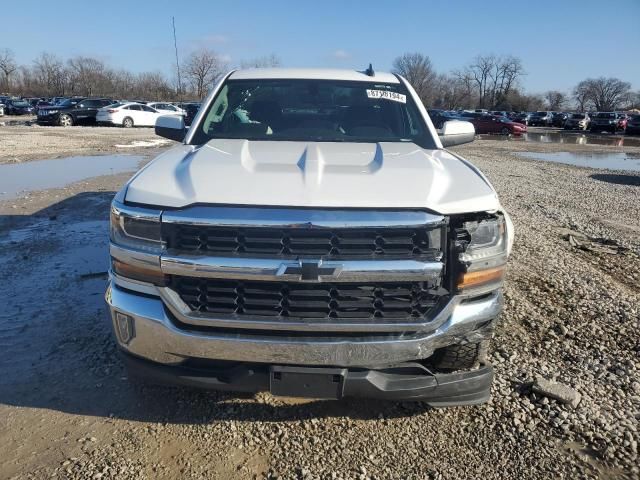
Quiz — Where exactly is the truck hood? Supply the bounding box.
[125,139,500,214]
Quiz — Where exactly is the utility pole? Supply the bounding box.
[172,16,182,101]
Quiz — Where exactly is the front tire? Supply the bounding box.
[501,127,510,135]
[431,341,488,371]
[58,114,73,127]
[122,117,134,128]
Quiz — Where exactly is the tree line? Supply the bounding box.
[0,47,637,111]
[392,53,639,112]
[0,48,280,101]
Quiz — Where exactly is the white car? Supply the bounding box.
[107,67,513,406]
[96,102,166,128]
[147,102,186,116]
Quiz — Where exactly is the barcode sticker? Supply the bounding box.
[366,89,406,103]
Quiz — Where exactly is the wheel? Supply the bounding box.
[500,127,510,135]
[122,117,134,128]
[430,341,489,371]
[58,113,73,127]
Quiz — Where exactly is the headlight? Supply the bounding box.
[110,200,166,284]
[47,110,58,114]
[456,215,508,290]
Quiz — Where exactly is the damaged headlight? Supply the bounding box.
[455,215,508,290]
[110,198,165,284]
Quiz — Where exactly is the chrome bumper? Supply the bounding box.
[105,280,502,368]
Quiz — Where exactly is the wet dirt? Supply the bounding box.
[0,135,639,479]
[515,151,640,172]
[0,154,145,199]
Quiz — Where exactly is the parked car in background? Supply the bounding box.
[428,109,463,129]
[625,114,640,135]
[3,98,35,115]
[616,113,628,132]
[37,97,114,126]
[177,102,201,126]
[96,102,165,127]
[552,112,570,127]
[564,113,590,130]
[589,112,619,133]
[147,102,186,116]
[510,112,530,126]
[0,103,4,116]
[467,114,526,135]
[491,111,510,118]
[528,111,553,127]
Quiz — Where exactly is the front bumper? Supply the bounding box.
[106,279,501,403]
[122,350,494,405]
[36,116,57,124]
[106,280,502,367]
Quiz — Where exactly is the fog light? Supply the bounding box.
[115,312,134,344]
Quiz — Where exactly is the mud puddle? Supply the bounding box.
[0,154,143,199]
[479,131,640,146]
[515,151,640,172]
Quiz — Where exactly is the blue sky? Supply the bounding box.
[1,0,638,93]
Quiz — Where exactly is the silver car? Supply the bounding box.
[564,113,590,130]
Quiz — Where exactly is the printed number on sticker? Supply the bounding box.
[366,89,406,103]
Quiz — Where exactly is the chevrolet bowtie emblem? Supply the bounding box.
[279,260,341,281]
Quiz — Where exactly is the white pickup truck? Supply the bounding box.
[106,67,513,406]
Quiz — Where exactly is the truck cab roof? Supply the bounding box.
[229,68,399,83]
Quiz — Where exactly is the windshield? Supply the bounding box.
[630,115,640,121]
[571,114,585,119]
[191,79,435,148]
[596,113,615,119]
[13,101,30,107]
[533,112,547,116]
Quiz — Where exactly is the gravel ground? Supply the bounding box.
[0,122,170,164]
[0,129,638,479]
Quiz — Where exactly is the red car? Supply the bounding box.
[467,114,527,135]
[616,113,628,132]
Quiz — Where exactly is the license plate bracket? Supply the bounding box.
[270,366,347,399]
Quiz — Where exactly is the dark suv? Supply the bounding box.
[589,112,619,134]
[37,97,115,126]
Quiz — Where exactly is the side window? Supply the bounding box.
[141,105,156,112]
[129,105,143,111]
[82,100,99,108]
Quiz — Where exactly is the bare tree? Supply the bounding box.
[573,81,591,112]
[33,53,67,95]
[0,48,17,91]
[392,53,436,106]
[573,77,631,111]
[183,48,225,98]
[241,54,282,69]
[545,90,567,110]
[67,56,109,96]
[489,56,524,108]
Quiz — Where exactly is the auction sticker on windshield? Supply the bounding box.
[366,89,406,103]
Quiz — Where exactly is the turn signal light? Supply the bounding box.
[112,259,166,285]
[457,265,505,290]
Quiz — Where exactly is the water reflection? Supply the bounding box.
[0,154,144,199]
[479,131,640,147]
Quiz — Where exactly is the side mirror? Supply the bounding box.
[155,114,186,142]
[439,120,475,147]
